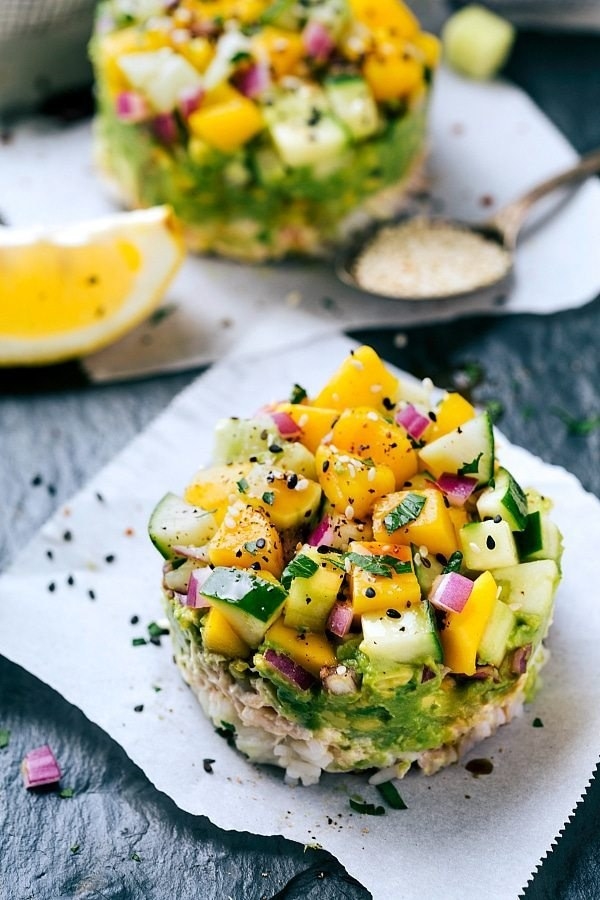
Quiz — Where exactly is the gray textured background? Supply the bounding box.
[1,28,600,900]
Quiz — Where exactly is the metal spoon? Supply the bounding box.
[336,147,600,304]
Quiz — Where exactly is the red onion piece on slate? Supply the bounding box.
[115,91,150,122]
[436,473,478,506]
[264,649,315,690]
[235,62,270,98]
[395,404,430,440]
[186,568,212,608]
[269,411,302,438]
[178,85,205,117]
[429,572,473,613]
[21,745,62,789]
[327,602,353,637]
[307,515,335,547]
[511,644,532,675]
[152,112,178,145]
[302,20,334,59]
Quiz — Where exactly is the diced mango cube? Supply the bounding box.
[203,606,251,658]
[185,463,252,522]
[313,346,399,413]
[316,444,395,520]
[440,571,496,674]
[413,31,442,68]
[177,36,214,72]
[252,27,305,78]
[275,403,340,454]
[372,488,459,559]
[244,466,322,531]
[208,501,283,577]
[349,0,419,38]
[349,542,420,617]
[188,92,263,152]
[330,407,418,487]
[448,505,469,540]
[363,53,423,101]
[265,617,337,676]
[425,392,475,442]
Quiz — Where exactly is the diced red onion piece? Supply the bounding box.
[235,62,270,98]
[264,649,315,690]
[186,568,213,608]
[327,602,353,637]
[395,404,430,440]
[152,112,178,145]
[21,744,61,789]
[421,665,436,683]
[436,472,478,507]
[307,515,335,547]
[269,411,302,439]
[429,572,473,613]
[320,664,359,695]
[178,85,205,118]
[511,643,532,675]
[302,20,335,59]
[115,91,150,123]
[471,665,499,681]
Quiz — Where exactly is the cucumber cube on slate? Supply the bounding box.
[201,566,287,647]
[442,4,515,81]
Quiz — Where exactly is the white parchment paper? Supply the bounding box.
[1,334,599,899]
[2,68,599,380]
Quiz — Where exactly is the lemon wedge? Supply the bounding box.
[0,206,184,366]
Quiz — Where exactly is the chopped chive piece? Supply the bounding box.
[349,797,385,816]
[376,782,407,810]
[261,491,275,505]
[59,788,75,799]
[132,637,147,647]
[147,621,169,638]
[383,493,426,533]
[236,477,249,493]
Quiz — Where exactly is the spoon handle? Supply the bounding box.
[488,147,600,247]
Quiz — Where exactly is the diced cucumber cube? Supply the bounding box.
[460,519,519,570]
[412,544,444,596]
[149,492,218,560]
[270,115,348,168]
[477,466,528,531]
[477,597,515,667]
[442,4,515,81]
[325,75,380,141]
[418,412,494,487]
[492,560,560,623]
[201,566,287,647]
[283,546,345,632]
[118,48,203,112]
[212,416,316,478]
[516,511,563,565]
[360,602,442,666]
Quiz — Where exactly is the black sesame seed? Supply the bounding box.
[428,411,437,422]
[88,589,96,600]
[46,549,54,560]
[67,575,75,586]
[95,492,105,503]
[382,397,394,411]
[286,473,298,489]
[31,474,43,487]
[105,554,115,563]
[268,444,283,453]
[203,758,215,774]
[250,562,261,570]
[493,515,502,524]
[436,554,448,566]
[486,535,496,550]
[48,582,56,593]
[47,484,56,496]
[365,587,376,599]
[133,704,144,713]
[256,538,266,549]
[386,608,401,618]
[322,460,330,472]
[249,455,258,463]
[260,429,268,441]
[63,530,72,542]
[130,615,139,625]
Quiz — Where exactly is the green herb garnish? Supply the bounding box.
[346,552,411,578]
[282,554,320,589]
[551,408,600,436]
[375,782,408,810]
[236,477,249,494]
[147,621,169,639]
[289,383,307,404]
[442,551,463,574]
[70,844,81,855]
[59,788,75,799]
[383,492,426,533]
[132,637,147,647]
[0,729,10,750]
[261,491,275,506]
[131,852,142,862]
[349,797,385,816]
[458,453,483,476]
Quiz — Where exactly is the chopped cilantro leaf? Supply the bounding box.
[346,552,411,578]
[237,477,249,493]
[383,493,426,533]
[349,797,385,816]
[442,551,463,574]
[59,788,75,799]
[261,491,275,506]
[0,729,10,749]
[375,782,407,810]
[289,383,307,404]
[458,453,483,476]
[282,554,320,589]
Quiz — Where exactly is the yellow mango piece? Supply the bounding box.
[208,501,284,577]
[316,444,395,520]
[413,31,442,68]
[330,407,418,488]
[184,464,252,522]
[349,542,420,617]
[448,506,469,540]
[363,53,423,101]
[244,467,322,531]
[275,403,339,454]
[372,488,459,559]
[425,393,475,442]
[313,346,399,413]
[349,0,419,37]
[203,606,251,658]
[188,92,263,152]
[177,36,214,72]
[440,571,497,675]
[265,617,337,677]
[252,27,305,78]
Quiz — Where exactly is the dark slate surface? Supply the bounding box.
[1,28,600,900]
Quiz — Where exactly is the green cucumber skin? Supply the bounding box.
[418,412,495,487]
[201,567,286,622]
[148,492,217,560]
[477,466,528,531]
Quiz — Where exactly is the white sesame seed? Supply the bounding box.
[419,545,429,558]
[298,414,309,428]
[413,552,422,566]
[224,516,236,529]
[366,411,379,421]
[351,359,364,370]
[295,478,309,491]
[345,505,355,520]
[370,383,382,393]
[469,542,480,552]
